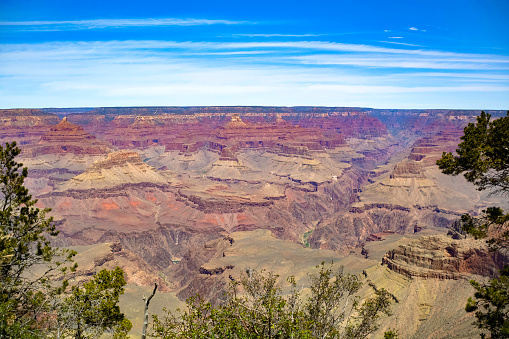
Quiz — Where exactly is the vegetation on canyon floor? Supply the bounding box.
[438,111,509,338]
[151,263,394,339]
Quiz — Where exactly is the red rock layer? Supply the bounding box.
[408,123,465,166]
[214,115,344,153]
[294,115,388,138]
[22,118,110,157]
[0,109,60,145]
[67,111,390,153]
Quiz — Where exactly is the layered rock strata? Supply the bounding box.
[56,150,168,191]
[22,117,111,157]
[0,109,60,145]
[382,235,507,279]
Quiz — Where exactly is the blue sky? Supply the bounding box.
[0,0,508,109]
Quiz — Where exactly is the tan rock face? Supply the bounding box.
[57,150,168,190]
[61,242,170,292]
[88,151,145,170]
[382,235,507,279]
[390,161,425,179]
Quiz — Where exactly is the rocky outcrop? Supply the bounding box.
[22,117,110,157]
[59,242,170,291]
[56,150,169,190]
[382,235,507,279]
[309,206,456,251]
[168,236,235,303]
[390,161,425,179]
[407,124,465,166]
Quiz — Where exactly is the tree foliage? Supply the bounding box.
[50,267,132,339]
[465,266,509,338]
[152,262,393,338]
[438,111,509,338]
[437,111,509,196]
[0,141,131,338]
[0,141,76,337]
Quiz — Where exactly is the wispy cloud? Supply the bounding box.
[26,40,501,59]
[388,36,404,39]
[409,27,418,31]
[293,55,509,71]
[308,84,509,94]
[230,33,326,37]
[410,72,509,80]
[0,39,508,108]
[380,41,422,47]
[3,40,508,64]
[0,18,250,31]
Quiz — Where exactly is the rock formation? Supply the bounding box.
[6,106,508,327]
[61,242,169,291]
[56,150,169,190]
[0,109,60,145]
[382,235,507,279]
[22,117,111,157]
[390,161,425,179]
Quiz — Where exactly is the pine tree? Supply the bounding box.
[0,141,75,337]
[438,111,509,338]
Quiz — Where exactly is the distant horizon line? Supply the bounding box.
[1,106,507,111]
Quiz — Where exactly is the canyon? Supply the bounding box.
[1,106,507,337]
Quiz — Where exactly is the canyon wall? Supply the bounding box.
[2,106,506,304]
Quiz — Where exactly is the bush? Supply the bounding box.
[152,262,392,338]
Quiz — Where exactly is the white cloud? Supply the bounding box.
[409,27,418,31]
[410,72,509,80]
[292,54,509,70]
[308,84,509,94]
[0,18,249,30]
[0,39,508,108]
[3,40,508,66]
[380,41,422,47]
[389,36,404,39]
[33,39,504,60]
[230,33,325,37]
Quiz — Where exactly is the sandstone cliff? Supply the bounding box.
[382,235,506,279]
